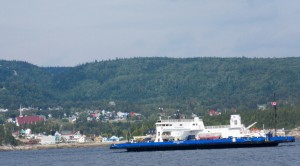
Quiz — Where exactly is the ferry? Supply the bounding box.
[110,115,295,151]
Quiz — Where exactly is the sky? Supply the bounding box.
[1,0,300,67]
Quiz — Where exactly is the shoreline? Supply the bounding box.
[0,141,125,151]
[1,138,298,151]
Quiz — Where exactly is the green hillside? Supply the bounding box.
[0,57,300,111]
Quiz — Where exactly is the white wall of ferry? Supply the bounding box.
[154,114,266,142]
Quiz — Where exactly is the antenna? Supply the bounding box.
[272,93,277,136]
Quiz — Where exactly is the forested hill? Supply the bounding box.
[0,57,300,111]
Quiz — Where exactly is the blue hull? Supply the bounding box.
[110,136,295,152]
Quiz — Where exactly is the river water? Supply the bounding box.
[1,140,299,166]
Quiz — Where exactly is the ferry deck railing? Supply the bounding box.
[159,119,195,123]
[205,125,231,129]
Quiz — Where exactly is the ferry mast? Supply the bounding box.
[272,93,277,136]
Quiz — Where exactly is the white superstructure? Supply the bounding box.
[154,114,266,142]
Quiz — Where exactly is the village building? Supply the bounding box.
[39,132,61,145]
[208,110,221,116]
[257,104,267,111]
[60,130,86,143]
[0,108,8,112]
[16,116,45,126]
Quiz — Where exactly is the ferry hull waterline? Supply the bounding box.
[110,114,296,152]
[110,136,295,152]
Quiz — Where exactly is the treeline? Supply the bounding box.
[0,124,18,146]
[1,57,300,112]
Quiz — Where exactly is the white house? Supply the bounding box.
[0,108,8,112]
[39,132,61,144]
[108,136,120,142]
[40,135,56,145]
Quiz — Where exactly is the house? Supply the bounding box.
[102,137,108,142]
[0,108,8,112]
[6,118,15,123]
[16,116,45,126]
[91,113,101,118]
[94,136,103,142]
[78,135,86,143]
[19,128,35,139]
[116,111,128,120]
[60,130,85,143]
[257,104,267,111]
[87,117,93,121]
[39,132,61,145]
[108,136,120,142]
[208,110,221,116]
[25,128,31,135]
[40,135,56,145]
[68,115,77,123]
[130,112,136,117]
[61,130,75,143]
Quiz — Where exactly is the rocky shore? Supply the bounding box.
[0,141,126,151]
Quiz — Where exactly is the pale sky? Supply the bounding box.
[1,0,300,66]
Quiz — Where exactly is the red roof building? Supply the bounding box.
[130,112,136,117]
[208,110,221,116]
[16,116,45,126]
